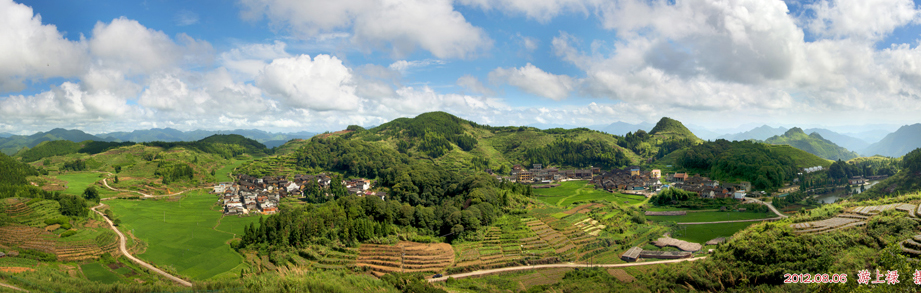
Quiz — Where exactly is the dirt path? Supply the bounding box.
[91,204,192,287]
[428,257,707,282]
[677,217,784,225]
[745,198,788,218]
[0,281,27,292]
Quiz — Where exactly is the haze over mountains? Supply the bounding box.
[4,118,921,158]
[0,128,317,155]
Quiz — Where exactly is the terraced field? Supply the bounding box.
[0,225,119,262]
[356,242,454,277]
[791,203,918,235]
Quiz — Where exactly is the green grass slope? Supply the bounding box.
[765,127,859,161]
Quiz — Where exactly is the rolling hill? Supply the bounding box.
[863,123,921,157]
[803,128,870,153]
[649,117,700,141]
[0,128,105,155]
[100,128,316,148]
[764,128,859,161]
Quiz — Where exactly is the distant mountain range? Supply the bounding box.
[0,128,103,155]
[718,125,789,141]
[0,133,12,138]
[764,128,859,161]
[0,128,317,155]
[863,123,921,157]
[803,128,870,153]
[99,128,316,148]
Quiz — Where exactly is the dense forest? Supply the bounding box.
[144,134,268,159]
[523,138,631,169]
[676,139,798,190]
[617,130,697,159]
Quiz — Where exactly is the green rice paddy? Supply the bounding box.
[533,180,646,207]
[55,172,104,195]
[81,263,121,284]
[672,222,758,244]
[646,211,776,223]
[105,190,262,280]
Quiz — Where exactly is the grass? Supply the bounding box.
[214,158,252,182]
[533,180,644,207]
[54,172,104,195]
[105,190,261,280]
[671,222,759,244]
[215,214,264,236]
[646,211,776,223]
[81,263,121,284]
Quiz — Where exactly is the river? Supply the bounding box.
[814,181,880,204]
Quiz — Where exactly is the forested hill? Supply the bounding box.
[316,111,638,172]
[667,139,830,190]
[0,152,37,186]
[863,123,921,157]
[764,127,859,161]
[0,128,104,155]
[144,134,269,158]
[649,117,700,141]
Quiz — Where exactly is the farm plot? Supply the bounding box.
[81,262,121,284]
[105,190,249,280]
[646,211,776,223]
[534,180,633,207]
[0,224,119,262]
[356,242,454,277]
[54,172,104,196]
[672,222,758,244]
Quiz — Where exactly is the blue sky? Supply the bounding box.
[3,0,921,135]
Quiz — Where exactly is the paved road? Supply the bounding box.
[427,257,707,282]
[91,204,193,287]
[677,217,784,225]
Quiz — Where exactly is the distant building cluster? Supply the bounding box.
[214,174,382,215]
[501,164,599,183]
[670,172,751,199]
[591,166,663,193]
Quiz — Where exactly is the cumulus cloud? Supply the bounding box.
[219,41,291,78]
[256,54,360,111]
[0,0,88,93]
[489,63,574,100]
[90,17,213,75]
[239,0,491,59]
[804,0,920,41]
[457,75,493,95]
[175,10,200,26]
[0,82,135,121]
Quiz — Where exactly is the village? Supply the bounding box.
[213,174,380,215]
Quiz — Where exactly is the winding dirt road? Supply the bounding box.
[427,257,707,282]
[745,198,788,218]
[91,204,192,287]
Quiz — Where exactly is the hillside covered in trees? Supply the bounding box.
[764,127,859,161]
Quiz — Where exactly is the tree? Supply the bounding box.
[903,148,921,175]
[113,176,119,184]
[114,165,122,173]
[83,186,99,203]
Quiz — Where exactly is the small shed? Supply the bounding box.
[621,247,643,262]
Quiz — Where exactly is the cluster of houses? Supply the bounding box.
[670,173,752,199]
[591,166,663,193]
[214,174,379,215]
[500,164,599,183]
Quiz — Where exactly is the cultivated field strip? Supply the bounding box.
[0,225,119,261]
[792,203,919,235]
[356,242,454,276]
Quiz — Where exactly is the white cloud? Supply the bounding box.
[0,82,135,121]
[175,10,200,26]
[489,63,574,100]
[256,54,360,111]
[239,0,491,59]
[219,41,291,78]
[457,75,493,95]
[804,0,920,41]
[90,17,212,75]
[388,59,446,73]
[518,34,539,51]
[0,0,88,93]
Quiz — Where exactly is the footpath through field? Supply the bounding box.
[101,178,201,198]
[0,281,27,292]
[428,257,707,282]
[91,204,193,287]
